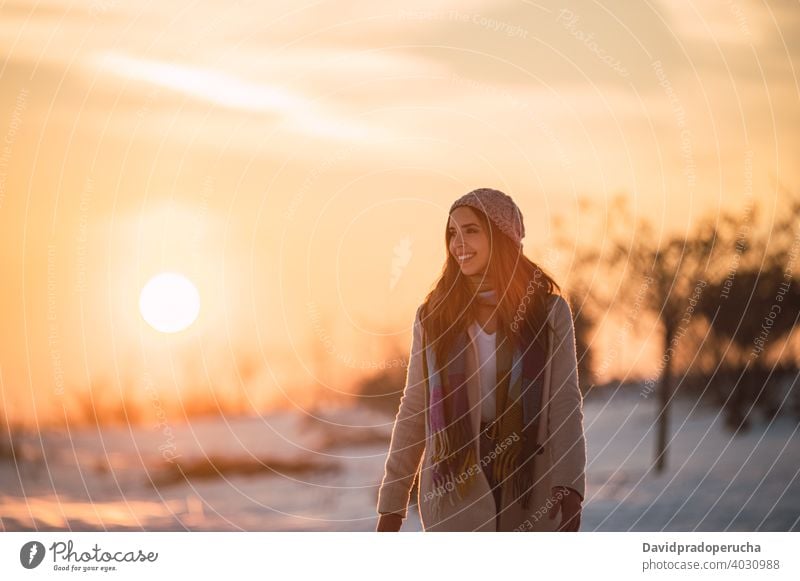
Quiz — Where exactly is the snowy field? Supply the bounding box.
[1,383,798,531]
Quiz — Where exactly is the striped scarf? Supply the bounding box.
[422,276,547,514]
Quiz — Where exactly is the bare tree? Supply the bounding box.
[605,205,717,474]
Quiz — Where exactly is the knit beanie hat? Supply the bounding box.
[449,187,526,246]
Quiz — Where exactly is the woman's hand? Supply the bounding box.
[548,486,582,531]
[376,513,404,532]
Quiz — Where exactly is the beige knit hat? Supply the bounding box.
[449,187,525,246]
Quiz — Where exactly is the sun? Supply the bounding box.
[138,272,201,333]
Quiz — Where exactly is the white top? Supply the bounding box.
[470,321,497,421]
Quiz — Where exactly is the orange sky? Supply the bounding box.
[1,0,798,424]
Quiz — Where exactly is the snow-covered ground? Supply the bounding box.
[1,384,798,531]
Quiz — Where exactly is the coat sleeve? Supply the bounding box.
[376,306,428,518]
[546,295,588,502]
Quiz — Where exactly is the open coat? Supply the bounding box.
[377,293,587,531]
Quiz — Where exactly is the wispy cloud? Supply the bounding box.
[656,0,769,45]
[94,51,383,142]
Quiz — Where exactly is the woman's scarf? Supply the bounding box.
[422,274,547,514]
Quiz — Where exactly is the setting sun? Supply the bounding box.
[138,272,201,333]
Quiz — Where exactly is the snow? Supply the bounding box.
[1,384,797,531]
[580,386,800,531]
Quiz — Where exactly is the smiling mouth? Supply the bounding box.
[456,252,476,264]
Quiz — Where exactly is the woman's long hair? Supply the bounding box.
[420,206,562,367]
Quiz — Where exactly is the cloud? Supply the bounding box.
[93,51,397,142]
[655,0,770,45]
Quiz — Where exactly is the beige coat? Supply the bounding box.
[377,293,587,531]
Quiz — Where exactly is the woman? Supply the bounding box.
[376,188,586,532]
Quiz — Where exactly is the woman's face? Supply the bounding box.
[448,206,491,276]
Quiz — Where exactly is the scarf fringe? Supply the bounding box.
[429,445,477,520]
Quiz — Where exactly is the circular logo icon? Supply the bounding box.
[20,541,46,569]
